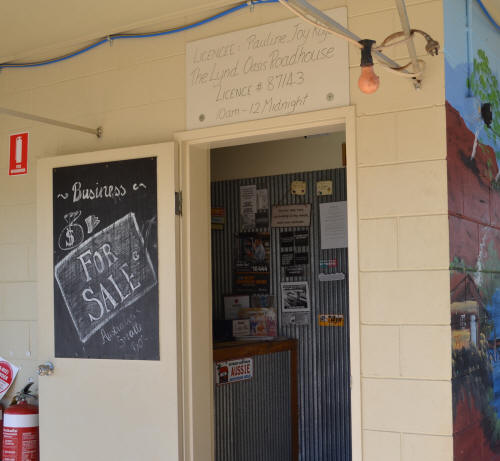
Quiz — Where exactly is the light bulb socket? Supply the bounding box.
[359,39,376,67]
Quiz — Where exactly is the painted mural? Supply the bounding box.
[445,0,500,459]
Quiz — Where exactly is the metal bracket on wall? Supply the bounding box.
[287,0,417,80]
[287,0,426,90]
[395,0,423,89]
[0,106,103,138]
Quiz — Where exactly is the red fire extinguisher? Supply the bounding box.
[1,384,38,461]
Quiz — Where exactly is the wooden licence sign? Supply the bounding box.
[186,7,349,129]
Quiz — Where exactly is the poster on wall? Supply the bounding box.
[234,232,270,293]
[240,185,257,229]
[240,186,269,229]
[52,157,160,360]
[280,230,309,276]
[281,281,310,312]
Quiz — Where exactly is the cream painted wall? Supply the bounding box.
[0,0,450,459]
[211,132,345,181]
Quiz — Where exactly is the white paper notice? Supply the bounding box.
[320,201,347,249]
[240,185,257,229]
[319,272,345,282]
[256,188,268,211]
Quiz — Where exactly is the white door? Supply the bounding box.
[36,143,180,461]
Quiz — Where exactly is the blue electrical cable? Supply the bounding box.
[475,0,500,33]
[0,0,279,70]
[1,39,111,69]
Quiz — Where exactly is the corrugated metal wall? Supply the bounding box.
[211,168,351,461]
[214,352,292,461]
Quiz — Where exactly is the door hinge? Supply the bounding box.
[175,191,182,216]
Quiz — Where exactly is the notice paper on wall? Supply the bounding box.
[240,185,257,229]
[272,204,311,227]
[319,201,347,249]
[282,311,310,326]
[256,188,268,211]
[0,357,19,400]
[255,188,269,227]
[281,281,310,312]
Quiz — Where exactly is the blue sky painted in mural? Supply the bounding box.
[444,0,500,154]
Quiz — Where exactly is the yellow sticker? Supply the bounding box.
[316,180,332,196]
[291,180,306,196]
[318,314,344,327]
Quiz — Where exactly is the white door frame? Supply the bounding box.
[174,105,361,461]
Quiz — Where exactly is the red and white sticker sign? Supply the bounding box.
[0,358,19,400]
[9,132,28,176]
[215,358,253,385]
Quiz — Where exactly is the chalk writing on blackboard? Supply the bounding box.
[55,212,157,343]
[53,157,159,360]
[58,211,84,250]
[84,215,100,234]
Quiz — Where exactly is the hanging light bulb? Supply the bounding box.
[358,39,379,94]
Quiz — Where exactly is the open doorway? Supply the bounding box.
[175,106,361,461]
[210,131,351,461]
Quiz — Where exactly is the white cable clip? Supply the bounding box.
[247,0,255,12]
[107,36,113,47]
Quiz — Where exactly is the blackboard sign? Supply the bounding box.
[53,157,159,360]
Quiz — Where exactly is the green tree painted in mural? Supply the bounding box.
[468,50,500,178]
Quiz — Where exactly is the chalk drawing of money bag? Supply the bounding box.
[58,211,84,251]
